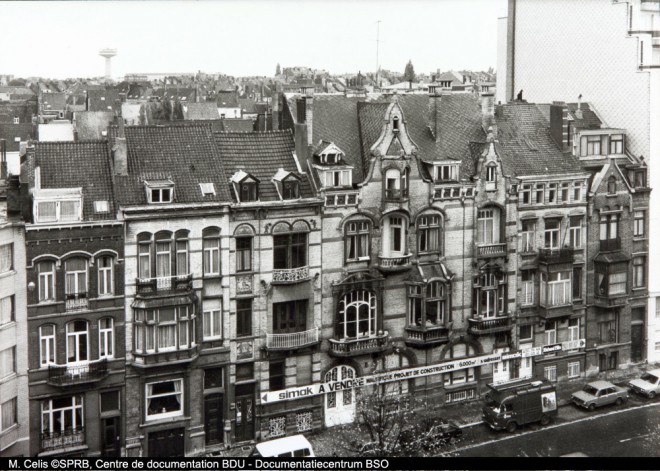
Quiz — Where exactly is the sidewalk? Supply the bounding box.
[220,362,656,457]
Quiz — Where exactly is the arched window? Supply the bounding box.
[338,290,377,339]
[66,320,88,364]
[99,318,114,359]
[235,225,255,272]
[64,258,88,298]
[155,231,173,280]
[383,215,408,256]
[417,214,442,254]
[202,228,221,276]
[38,260,56,303]
[345,219,371,262]
[486,164,497,183]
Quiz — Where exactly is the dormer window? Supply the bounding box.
[34,187,83,224]
[324,170,351,188]
[12,117,19,124]
[283,180,299,199]
[145,180,174,204]
[240,182,258,202]
[486,165,496,183]
[325,154,337,164]
[434,164,458,183]
[393,117,400,132]
[609,134,624,154]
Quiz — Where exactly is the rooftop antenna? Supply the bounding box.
[376,20,381,86]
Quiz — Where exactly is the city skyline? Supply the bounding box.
[0,0,505,79]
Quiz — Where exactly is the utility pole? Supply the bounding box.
[376,20,381,87]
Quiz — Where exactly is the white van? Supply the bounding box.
[250,434,315,457]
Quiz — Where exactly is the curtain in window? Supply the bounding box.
[65,259,87,295]
[156,242,171,278]
[173,380,182,406]
[176,241,188,276]
[0,245,12,273]
[60,201,79,221]
[138,244,151,278]
[38,202,57,222]
[0,296,12,324]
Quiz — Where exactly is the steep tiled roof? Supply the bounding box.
[182,102,220,120]
[238,98,258,114]
[87,89,120,112]
[40,92,66,112]
[217,91,239,108]
[74,111,114,140]
[214,130,313,202]
[169,119,225,132]
[34,141,116,221]
[566,102,602,129]
[495,102,584,177]
[108,125,232,205]
[310,95,366,181]
[221,119,254,132]
[357,102,390,167]
[0,123,35,152]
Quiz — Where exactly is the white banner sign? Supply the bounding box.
[260,338,586,404]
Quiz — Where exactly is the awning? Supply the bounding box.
[132,293,197,309]
[416,262,455,283]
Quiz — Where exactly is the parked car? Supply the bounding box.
[629,369,660,398]
[571,380,628,411]
[400,418,463,451]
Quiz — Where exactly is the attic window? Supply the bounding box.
[240,182,258,202]
[434,164,458,183]
[393,117,399,132]
[101,97,105,101]
[94,201,109,213]
[485,165,496,183]
[145,180,174,204]
[283,180,299,200]
[200,183,216,196]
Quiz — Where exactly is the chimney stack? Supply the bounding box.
[550,101,570,152]
[6,175,21,217]
[112,115,128,176]
[304,92,314,146]
[480,91,496,136]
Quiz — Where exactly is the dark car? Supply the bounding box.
[400,418,463,451]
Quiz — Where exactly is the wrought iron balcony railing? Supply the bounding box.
[47,358,108,386]
[266,327,319,350]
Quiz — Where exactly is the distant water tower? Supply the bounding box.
[99,48,117,79]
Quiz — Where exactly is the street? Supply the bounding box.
[442,400,660,457]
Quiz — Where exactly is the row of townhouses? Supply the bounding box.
[0,87,650,457]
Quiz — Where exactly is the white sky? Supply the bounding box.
[0,0,507,79]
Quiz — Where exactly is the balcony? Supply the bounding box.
[47,359,108,387]
[65,293,88,312]
[594,293,629,309]
[132,345,199,368]
[467,316,512,335]
[328,332,390,358]
[384,189,408,201]
[600,238,621,252]
[266,327,319,350]
[136,274,193,295]
[271,266,310,285]
[477,243,507,258]
[539,304,574,320]
[40,427,85,452]
[404,324,450,348]
[538,248,574,264]
[377,254,412,273]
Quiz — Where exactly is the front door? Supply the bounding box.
[631,324,644,363]
[204,394,224,446]
[235,384,254,442]
[148,428,185,457]
[324,365,356,427]
[101,417,121,456]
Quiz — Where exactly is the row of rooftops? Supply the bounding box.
[13,92,645,224]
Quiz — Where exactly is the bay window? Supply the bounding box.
[408,281,449,327]
[596,262,628,297]
[540,271,572,306]
[134,306,195,354]
[146,379,183,420]
[473,272,506,318]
